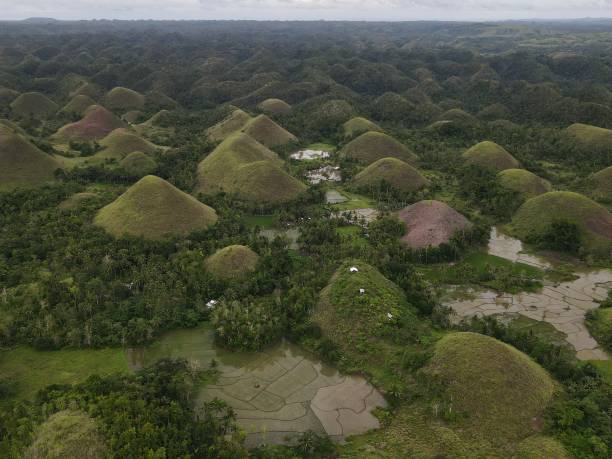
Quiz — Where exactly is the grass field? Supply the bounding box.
[307,142,336,153]
[419,250,545,293]
[331,190,375,210]
[0,347,128,402]
[244,214,277,229]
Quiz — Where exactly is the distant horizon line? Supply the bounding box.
[5,16,612,23]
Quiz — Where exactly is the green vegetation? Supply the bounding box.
[211,297,285,350]
[342,116,383,139]
[586,306,612,352]
[0,131,60,190]
[498,168,552,199]
[462,141,520,172]
[10,92,58,118]
[0,346,128,401]
[25,410,107,459]
[591,165,612,202]
[340,131,418,165]
[118,151,157,176]
[422,332,557,444]
[352,157,430,193]
[94,175,218,239]
[205,244,259,280]
[420,250,544,293]
[511,191,612,256]
[58,191,98,210]
[206,109,252,142]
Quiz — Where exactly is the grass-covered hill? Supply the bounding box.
[105,86,146,111]
[69,81,100,99]
[312,260,418,368]
[591,165,612,201]
[462,141,519,172]
[98,128,158,159]
[94,175,218,239]
[0,131,60,190]
[119,151,157,176]
[10,92,58,118]
[512,436,571,459]
[205,245,259,280]
[511,191,612,254]
[421,332,557,444]
[340,131,418,165]
[398,200,472,249]
[0,87,19,104]
[352,157,430,193]
[25,410,106,459]
[195,132,306,203]
[498,168,552,199]
[342,116,383,139]
[241,114,297,147]
[55,105,126,141]
[257,98,292,116]
[206,109,252,142]
[437,108,479,127]
[60,94,96,116]
[58,191,98,210]
[566,123,612,150]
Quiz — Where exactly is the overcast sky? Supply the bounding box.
[2,0,612,22]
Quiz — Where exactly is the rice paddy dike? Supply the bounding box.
[443,227,612,361]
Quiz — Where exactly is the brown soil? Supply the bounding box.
[398,200,472,248]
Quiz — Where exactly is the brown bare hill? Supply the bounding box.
[55,105,125,141]
[94,175,218,240]
[0,131,60,190]
[398,200,472,248]
[462,141,519,172]
[340,131,418,165]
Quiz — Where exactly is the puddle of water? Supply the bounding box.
[444,228,611,361]
[488,227,550,269]
[127,325,386,446]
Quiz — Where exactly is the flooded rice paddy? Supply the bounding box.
[444,228,611,360]
[127,326,386,446]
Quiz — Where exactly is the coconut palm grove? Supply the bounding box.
[1,18,612,459]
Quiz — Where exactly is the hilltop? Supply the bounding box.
[257,98,292,116]
[340,131,418,165]
[55,105,125,141]
[205,245,260,280]
[421,332,556,443]
[591,165,612,201]
[511,191,612,254]
[94,175,218,239]
[119,151,157,176]
[10,92,58,118]
[352,157,430,193]
[462,141,519,172]
[398,200,472,249]
[195,133,306,203]
[342,116,383,139]
[0,131,60,190]
[105,87,145,111]
[498,169,552,199]
[566,123,612,150]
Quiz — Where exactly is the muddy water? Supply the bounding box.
[444,228,612,361]
[127,326,386,446]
